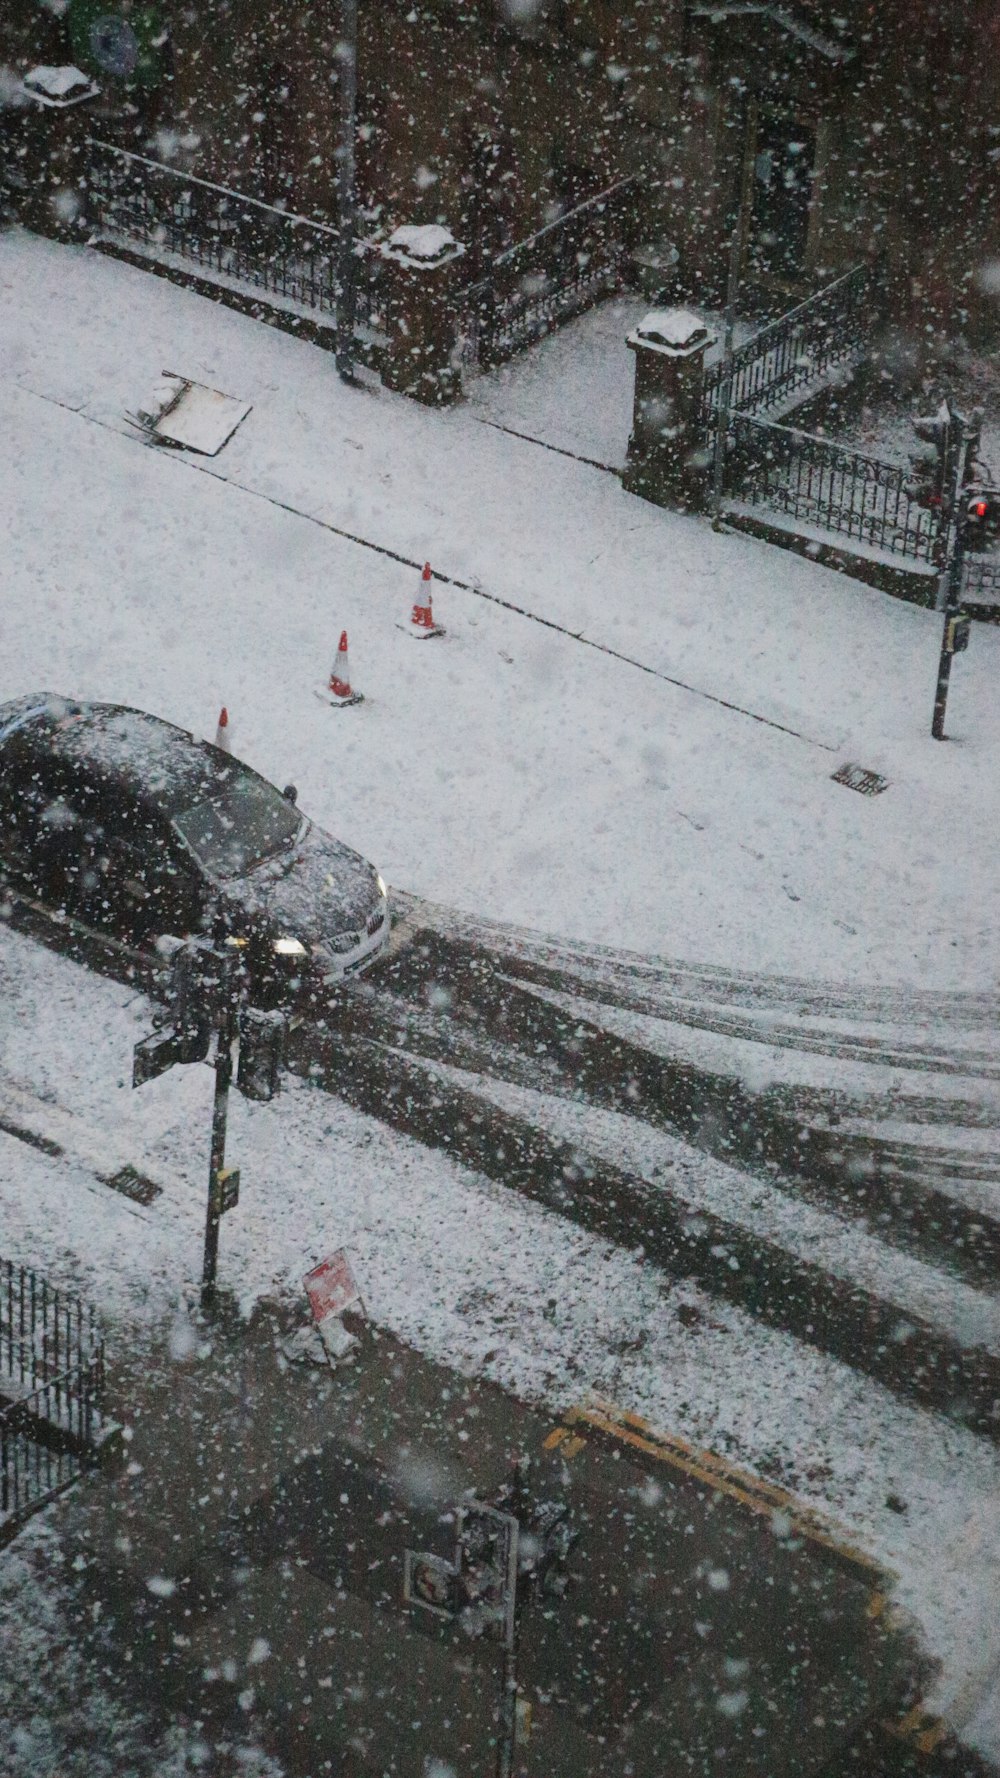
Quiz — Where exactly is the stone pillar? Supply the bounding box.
[623,309,716,510]
[15,66,101,242]
[376,224,467,407]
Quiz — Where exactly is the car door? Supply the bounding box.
[97,796,205,948]
[0,734,51,889]
[3,748,87,909]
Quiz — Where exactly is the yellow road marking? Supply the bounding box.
[546,1401,886,1577]
[887,1703,948,1751]
[542,1426,587,1458]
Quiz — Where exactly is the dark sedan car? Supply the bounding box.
[0,695,390,998]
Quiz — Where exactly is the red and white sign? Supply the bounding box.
[303,1249,361,1325]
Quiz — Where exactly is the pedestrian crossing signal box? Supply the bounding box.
[210,1167,240,1215]
[945,614,971,654]
[237,1007,286,1101]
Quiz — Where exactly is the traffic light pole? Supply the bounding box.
[711,219,743,533]
[135,941,283,1312]
[201,1010,234,1312]
[931,415,969,742]
[200,949,249,1313]
[496,1634,518,1778]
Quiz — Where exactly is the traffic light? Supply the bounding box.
[907,440,945,510]
[908,402,966,514]
[908,406,949,509]
[961,490,998,552]
[518,1498,577,1600]
[236,1007,286,1101]
[168,941,216,1063]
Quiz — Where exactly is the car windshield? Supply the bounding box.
[173,772,302,878]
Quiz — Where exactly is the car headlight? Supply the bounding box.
[273,937,308,957]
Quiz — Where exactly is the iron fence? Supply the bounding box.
[0,1258,105,1529]
[701,264,872,429]
[1,1255,102,1388]
[726,414,941,564]
[85,140,384,339]
[457,176,639,370]
[962,553,1000,604]
[1,1368,101,1519]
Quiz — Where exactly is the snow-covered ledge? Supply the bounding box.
[22,65,100,109]
[374,222,467,406]
[627,308,712,358]
[380,223,465,271]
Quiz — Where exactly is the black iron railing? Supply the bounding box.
[726,414,940,564]
[1,1255,102,1387]
[962,554,1000,604]
[85,140,384,338]
[457,176,639,370]
[0,1258,106,1527]
[1,1367,101,1518]
[702,264,872,429]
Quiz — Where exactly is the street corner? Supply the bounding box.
[525,1399,927,1777]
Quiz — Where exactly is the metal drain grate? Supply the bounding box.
[99,1165,162,1206]
[831,763,890,796]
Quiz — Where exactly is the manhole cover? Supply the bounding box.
[831,763,889,796]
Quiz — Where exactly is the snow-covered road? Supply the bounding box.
[3,227,1000,1765]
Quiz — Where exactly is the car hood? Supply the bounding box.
[227,823,380,947]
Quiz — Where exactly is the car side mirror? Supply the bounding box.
[282,784,298,805]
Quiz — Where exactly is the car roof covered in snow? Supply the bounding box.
[0,695,242,814]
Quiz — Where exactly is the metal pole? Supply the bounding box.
[495,1486,522,1778]
[201,962,237,1311]
[335,0,359,382]
[496,1633,517,1778]
[711,219,743,532]
[931,414,967,741]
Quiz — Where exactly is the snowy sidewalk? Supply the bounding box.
[3,227,1000,991]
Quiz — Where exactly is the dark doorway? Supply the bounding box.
[459,124,515,278]
[250,59,298,209]
[747,113,816,283]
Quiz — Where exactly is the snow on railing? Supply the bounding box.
[726,413,940,564]
[84,140,384,336]
[701,264,872,428]
[456,176,639,370]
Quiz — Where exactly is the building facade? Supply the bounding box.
[2,0,999,341]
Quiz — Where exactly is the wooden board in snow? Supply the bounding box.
[135,373,252,456]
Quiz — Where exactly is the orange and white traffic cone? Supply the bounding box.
[214,706,231,751]
[319,630,364,706]
[407,563,445,639]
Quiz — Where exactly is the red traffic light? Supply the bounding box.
[972,499,989,520]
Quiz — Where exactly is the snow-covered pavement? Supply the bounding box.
[1,917,1000,1763]
[4,228,1000,986]
[3,227,1000,1765]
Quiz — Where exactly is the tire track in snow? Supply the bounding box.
[287,1019,1000,1441]
[339,930,1000,1292]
